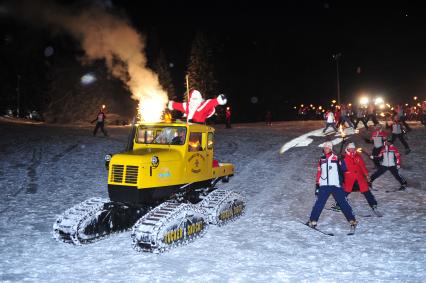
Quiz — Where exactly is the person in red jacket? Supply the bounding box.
[343,143,378,209]
[225,107,232,128]
[168,89,227,123]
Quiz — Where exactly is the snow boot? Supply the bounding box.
[349,220,358,229]
[306,220,317,228]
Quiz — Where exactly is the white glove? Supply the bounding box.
[167,101,174,111]
[217,94,227,105]
[369,155,374,160]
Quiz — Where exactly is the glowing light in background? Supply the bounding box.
[374,97,384,105]
[81,73,96,85]
[360,97,369,105]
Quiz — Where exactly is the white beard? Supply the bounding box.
[188,99,203,120]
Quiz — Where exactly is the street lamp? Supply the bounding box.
[16,74,21,118]
[332,53,342,105]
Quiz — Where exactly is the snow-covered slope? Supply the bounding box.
[0,120,424,282]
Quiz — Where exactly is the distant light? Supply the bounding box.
[310,104,313,107]
[318,106,322,110]
[386,103,391,108]
[360,97,369,105]
[294,106,297,109]
[379,104,385,109]
[44,46,54,57]
[250,96,258,104]
[405,103,409,106]
[312,107,316,110]
[375,97,384,105]
[301,104,304,107]
[102,104,106,109]
[226,107,230,110]
[81,73,96,85]
[169,62,174,68]
[331,100,336,104]
[348,103,352,107]
[417,103,421,107]
[414,96,418,100]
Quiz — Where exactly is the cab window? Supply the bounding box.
[136,126,186,144]
[188,132,203,152]
[207,132,214,149]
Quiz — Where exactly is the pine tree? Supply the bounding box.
[153,49,175,100]
[187,32,217,100]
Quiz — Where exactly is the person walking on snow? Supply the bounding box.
[365,103,379,127]
[354,106,368,129]
[322,109,338,134]
[330,142,378,212]
[339,104,355,128]
[91,109,108,136]
[395,104,412,132]
[370,124,389,167]
[369,138,408,191]
[386,115,411,154]
[225,107,232,128]
[306,142,357,229]
[168,89,227,123]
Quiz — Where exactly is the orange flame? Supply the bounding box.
[339,125,345,138]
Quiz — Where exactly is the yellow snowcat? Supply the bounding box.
[53,121,245,253]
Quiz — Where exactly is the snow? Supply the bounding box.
[0,120,425,282]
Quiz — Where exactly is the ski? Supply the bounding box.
[385,187,406,193]
[299,220,334,236]
[371,209,383,217]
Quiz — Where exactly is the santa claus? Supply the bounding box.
[168,89,227,123]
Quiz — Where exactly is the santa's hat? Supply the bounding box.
[189,89,202,101]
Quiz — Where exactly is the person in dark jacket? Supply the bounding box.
[91,109,108,136]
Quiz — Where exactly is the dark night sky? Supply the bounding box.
[121,0,426,117]
[1,0,425,122]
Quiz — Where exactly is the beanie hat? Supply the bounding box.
[346,142,356,149]
[323,141,333,149]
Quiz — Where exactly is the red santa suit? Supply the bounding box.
[168,89,227,123]
[343,147,369,193]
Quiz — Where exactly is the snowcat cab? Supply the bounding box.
[107,122,234,205]
[54,121,245,253]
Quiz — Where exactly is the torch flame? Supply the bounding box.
[339,125,345,138]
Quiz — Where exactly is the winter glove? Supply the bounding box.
[217,94,227,105]
[315,184,320,196]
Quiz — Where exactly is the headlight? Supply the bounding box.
[151,156,159,167]
[104,154,112,162]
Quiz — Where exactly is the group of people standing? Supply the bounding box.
[308,103,414,230]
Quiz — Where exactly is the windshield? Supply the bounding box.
[136,126,187,145]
